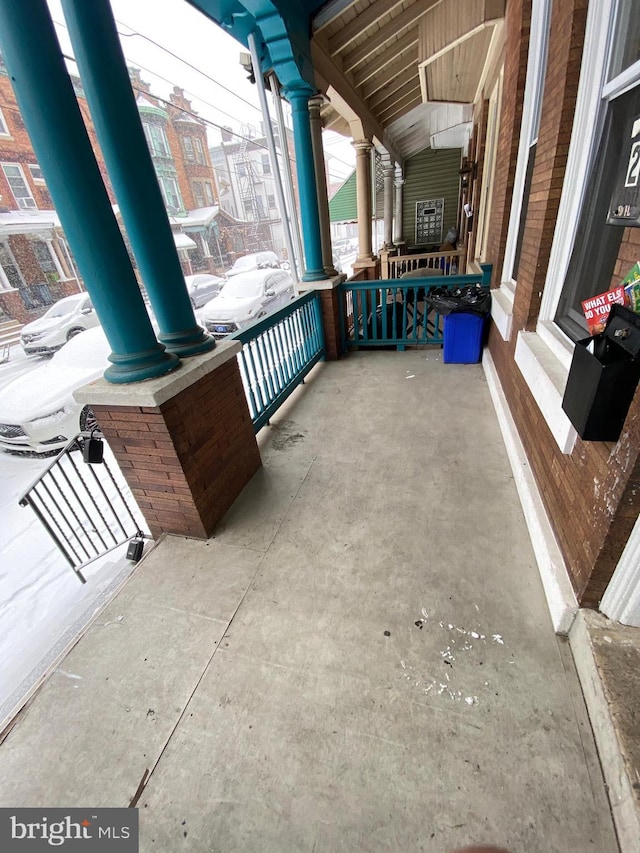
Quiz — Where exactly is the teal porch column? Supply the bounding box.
[0,0,178,383]
[282,82,329,282]
[61,0,215,357]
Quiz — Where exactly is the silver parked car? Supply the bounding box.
[20,292,99,356]
[225,251,281,278]
[184,273,224,308]
[201,269,295,338]
[0,326,110,455]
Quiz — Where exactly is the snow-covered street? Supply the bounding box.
[0,347,135,726]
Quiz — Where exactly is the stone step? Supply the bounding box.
[570,609,640,853]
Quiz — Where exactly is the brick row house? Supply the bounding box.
[473,0,640,631]
[0,59,259,325]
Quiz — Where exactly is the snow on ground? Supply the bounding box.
[0,348,137,726]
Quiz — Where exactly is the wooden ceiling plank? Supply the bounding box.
[360,47,419,99]
[342,0,439,72]
[379,91,423,124]
[313,0,362,34]
[368,74,421,111]
[327,0,406,56]
[352,30,419,87]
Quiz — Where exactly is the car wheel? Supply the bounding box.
[67,327,84,341]
[79,405,101,435]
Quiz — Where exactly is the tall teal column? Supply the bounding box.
[282,82,329,282]
[61,0,215,357]
[0,0,178,384]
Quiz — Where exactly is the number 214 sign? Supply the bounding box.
[608,114,640,226]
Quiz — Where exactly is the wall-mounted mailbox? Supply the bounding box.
[562,305,640,441]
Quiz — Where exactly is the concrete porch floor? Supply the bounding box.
[0,351,619,852]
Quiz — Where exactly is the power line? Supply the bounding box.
[114,18,262,116]
[52,14,356,175]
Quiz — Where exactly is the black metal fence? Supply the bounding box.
[18,433,148,582]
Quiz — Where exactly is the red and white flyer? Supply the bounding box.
[581,286,626,334]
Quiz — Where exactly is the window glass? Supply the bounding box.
[556,52,640,338]
[608,0,640,80]
[0,107,9,136]
[194,137,205,165]
[28,163,44,183]
[0,242,24,288]
[183,137,195,162]
[204,182,214,205]
[1,163,36,208]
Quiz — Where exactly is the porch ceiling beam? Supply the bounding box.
[379,92,423,126]
[373,81,422,117]
[327,0,406,57]
[352,31,419,88]
[311,38,403,166]
[367,67,420,110]
[360,46,419,100]
[312,0,360,34]
[342,0,440,73]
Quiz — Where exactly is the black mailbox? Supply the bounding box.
[562,304,640,441]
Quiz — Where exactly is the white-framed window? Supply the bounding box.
[28,163,45,184]
[262,154,271,175]
[1,162,37,209]
[267,193,276,210]
[159,176,183,214]
[0,107,9,137]
[193,137,205,165]
[514,0,640,452]
[142,121,170,157]
[183,136,195,162]
[192,180,204,208]
[502,0,552,286]
[203,181,214,205]
[0,240,25,289]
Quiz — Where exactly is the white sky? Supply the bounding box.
[45,0,355,185]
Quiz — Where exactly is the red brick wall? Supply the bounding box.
[92,357,262,539]
[486,0,640,606]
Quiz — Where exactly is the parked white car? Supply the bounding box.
[20,292,99,356]
[0,326,110,455]
[184,273,224,308]
[201,269,295,338]
[225,251,281,278]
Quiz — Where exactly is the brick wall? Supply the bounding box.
[486,0,640,606]
[92,357,262,539]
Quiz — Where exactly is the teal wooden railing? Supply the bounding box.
[231,291,325,431]
[340,264,492,351]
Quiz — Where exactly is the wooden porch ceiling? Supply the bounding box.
[311,0,505,162]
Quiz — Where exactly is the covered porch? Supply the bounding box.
[0,352,617,851]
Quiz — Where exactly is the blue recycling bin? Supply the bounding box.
[443,312,486,363]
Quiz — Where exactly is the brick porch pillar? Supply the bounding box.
[75,341,261,539]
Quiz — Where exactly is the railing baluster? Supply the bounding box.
[228,292,326,432]
[18,432,148,582]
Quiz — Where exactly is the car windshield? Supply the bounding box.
[232,256,257,272]
[42,296,82,318]
[223,277,262,298]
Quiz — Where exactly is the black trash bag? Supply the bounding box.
[425,284,491,316]
[366,301,404,342]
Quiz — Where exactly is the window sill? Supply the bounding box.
[491,280,515,341]
[514,327,578,454]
